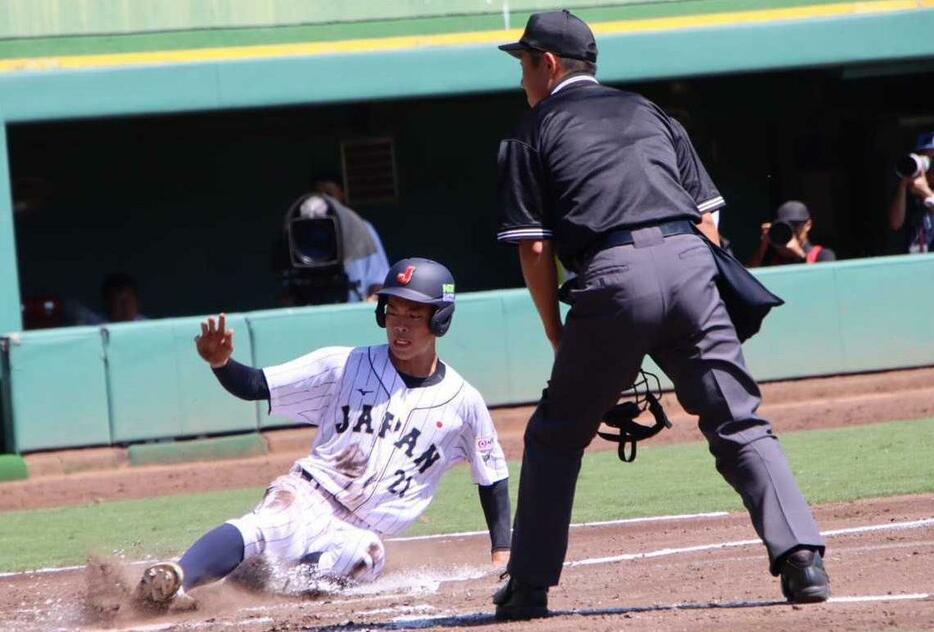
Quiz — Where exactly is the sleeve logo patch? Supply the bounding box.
[476,437,494,453]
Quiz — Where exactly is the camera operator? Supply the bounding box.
[887,131,934,254]
[275,188,389,306]
[748,200,836,267]
[310,178,390,302]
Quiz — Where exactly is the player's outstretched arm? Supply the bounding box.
[196,313,234,368]
[196,314,270,402]
[478,479,511,566]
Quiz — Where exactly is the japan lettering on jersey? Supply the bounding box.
[262,345,509,536]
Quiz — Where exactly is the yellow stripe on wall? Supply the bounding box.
[1,0,932,74]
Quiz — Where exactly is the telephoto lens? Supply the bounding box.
[895,153,932,179]
[767,221,794,248]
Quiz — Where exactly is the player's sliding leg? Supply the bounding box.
[178,523,246,589]
[136,523,245,609]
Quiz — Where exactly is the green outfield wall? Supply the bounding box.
[1,327,110,452]
[2,253,933,453]
[105,315,259,443]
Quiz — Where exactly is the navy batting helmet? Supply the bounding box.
[375,258,456,336]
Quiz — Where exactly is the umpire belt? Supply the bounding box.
[590,219,696,256]
[575,219,696,271]
[561,220,698,304]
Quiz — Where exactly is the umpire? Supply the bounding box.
[493,10,830,620]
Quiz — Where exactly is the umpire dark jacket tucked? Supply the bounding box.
[496,79,725,273]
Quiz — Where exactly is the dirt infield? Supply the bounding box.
[1,367,933,631]
[1,494,932,631]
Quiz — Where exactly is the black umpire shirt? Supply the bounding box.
[497,76,725,272]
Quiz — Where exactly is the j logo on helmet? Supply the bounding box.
[397,266,416,285]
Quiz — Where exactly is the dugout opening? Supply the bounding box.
[7,63,933,325]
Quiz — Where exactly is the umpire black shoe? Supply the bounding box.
[780,549,831,603]
[493,576,549,620]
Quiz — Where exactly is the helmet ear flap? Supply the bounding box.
[375,296,388,328]
[430,303,455,337]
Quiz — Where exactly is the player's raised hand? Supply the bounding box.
[196,313,234,368]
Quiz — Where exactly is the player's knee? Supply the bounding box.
[229,486,304,560]
[226,516,263,559]
[322,533,385,584]
[349,536,386,583]
[260,488,296,513]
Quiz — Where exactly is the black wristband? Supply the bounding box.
[212,359,270,401]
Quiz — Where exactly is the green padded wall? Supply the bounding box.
[834,256,934,372]
[499,289,568,403]
[2,327,110,452]
[0,118,20,335]
[0,117,17,451]
[438,291,512,406]
[6,253,934,451]
[104,315,258,442]
[742,265,847,382]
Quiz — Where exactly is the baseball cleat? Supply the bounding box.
[493,576,549,620]
[780,549,830,603]
[134,562,196,611]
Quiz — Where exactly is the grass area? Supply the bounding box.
[0,417,932,572]
[0,0,852,59]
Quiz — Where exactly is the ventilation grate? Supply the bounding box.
[340,137,398,205]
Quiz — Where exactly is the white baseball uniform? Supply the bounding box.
[227,344,508,583]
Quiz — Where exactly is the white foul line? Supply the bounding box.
[821,517,934,537]
[2,515,931,580]
[0,511,727,578]
[389,511,729,543]
[830,593,930,603]
[568,517,934,567]
[0,558,153,579]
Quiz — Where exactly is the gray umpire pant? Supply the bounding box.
[508,228,825,588]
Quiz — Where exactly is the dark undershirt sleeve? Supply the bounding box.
[478,478,511,552]
[212,358,270,401]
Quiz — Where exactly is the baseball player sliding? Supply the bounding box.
[134,258,511,609]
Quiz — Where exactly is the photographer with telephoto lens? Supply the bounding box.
[888,131,934,254]
[748,200,836,267]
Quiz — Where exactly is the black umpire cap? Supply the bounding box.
[498,9,598,63]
